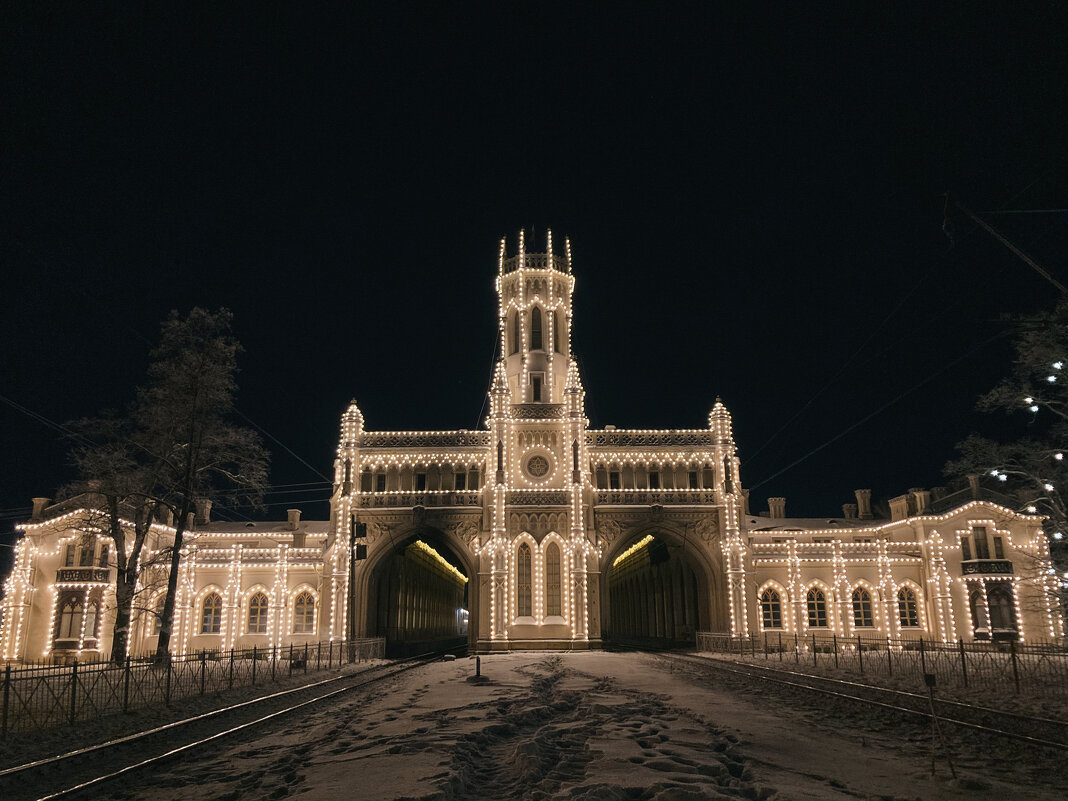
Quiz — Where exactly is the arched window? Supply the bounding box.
[511,311,520,354]
[760,588,782,629]
[553,310,561,353]
[852,588,874,628]
[806,588,827,628]
[201,592,222,634]
[83,602,100,640]
[517,543,532,617]
[530,307,543,350]
[57,597,84,639]
[248,592,269,634]
[987,584,1017,632]
[723,455,733,494]
[897,587,920,628]
[545,542,562,617]
[150,595,165,635]
[293,591,316,634]
[970,588,989,634]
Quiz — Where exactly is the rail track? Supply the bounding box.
[655,650,1068,751]
[0,649,457,801]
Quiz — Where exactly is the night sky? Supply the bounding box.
[3,5,1068,571]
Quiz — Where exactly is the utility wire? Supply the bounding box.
[233,408,332,482]
[749,330,1009,491]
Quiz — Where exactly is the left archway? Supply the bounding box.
[360,527,475,657]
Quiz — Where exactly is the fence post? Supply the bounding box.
[272,645,277,681]
[2,664,11,738]
[857,636,863,674]
[778,632,783,662]
[886,638,892,677]
[812,633,817,667]
[919,636,926,676]
[252,646,258,685]
[200,651,207,695]
[833,633,838,669]
[317,641,322,671]
[1010,639,1020,694]
[764,632,768,659]
[70,660,79,724]
[123,657,131,713]
[289,644,294,677]
[794,631,799,664]
[304,643,309,674]
[164,657,172,707]
[228,648,235,690]
[958,639,968,688]
[752,634,756,658]
[329,640,333,668]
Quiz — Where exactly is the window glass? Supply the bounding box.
[648,471,660,489]
[293,592,315,634]
[468,469,479,491]
[553,310,561,352]
[98,544,109,567]
[609,471,621,490]
[545,543,561,617]
[375,473,386,492]
[512,311,520,354]
[993,536,1004,559]
[961,538,972,560]
[531,307,543,350]
[973,527,990,559]
[761,589,782,629]
[988,585,1016,630]
[248,592,269,634]
[852,588,874,627]
[79,544,95,566]
[65,544,76,567]
[897,588,920,627]
[517,544,532,617]
[531,375,542,402]
[416,473,427,491]
[688,471,699,489]
[201,593,222,634]
[806,588,827,628]
[454,471,466,491]
[360,471,372,492]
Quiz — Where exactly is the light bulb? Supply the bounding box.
[1025,396,1034,404]
[1055,532,1064,540]
[1055,362,1064,370]
[1027,505,1037,513]
[1048,376,1058,383]
[1031,405,1040,412]
[990,470,1000,477]
[998,474,1008,482]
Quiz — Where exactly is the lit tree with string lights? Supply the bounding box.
[947,299,1068,596]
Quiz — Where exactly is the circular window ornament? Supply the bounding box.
[526,455,550,477]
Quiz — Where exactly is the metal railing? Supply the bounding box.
[0,637,385,737]
[696,631,1068,696]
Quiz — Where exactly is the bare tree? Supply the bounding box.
[62,308,268,663]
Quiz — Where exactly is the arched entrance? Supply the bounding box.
[601,527,720,648]
[363,528,474,657]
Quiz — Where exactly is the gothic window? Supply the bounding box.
[688,471,699,489]
[201,592,223,634]
[961,537,972,560]
[987,584,1017,632]
[248,592,269,634]
[151,595,165,635]
[897,587,920,628]
[497,441,504,471]
[416,472,427,491]
[973,526,990,559]
[723,456,733,494]
[609,471,621,490]
[648,470,660,489]
[970,588,989,634]
[98,544,109,567]
[531,374,542,402]
[468,468,480,491]
[572,440,579,473]
[761,589,782,629]
[511,311,520,354]
[553,310,561,353]
[517,544,532,617]
[454,471,466,491]
[531,307,543,350]
[344,459,352,487]
[376,473,386,492]
[545,542,562,617]
[56,597,84,639]
[293,591,316,634]
[806,588,828,628]
[84,602,100,640]
[596,467,608,489]
[360,470,372,492]
[993,536,1004,559]
[852,588,874,628]
[64,544,76,567]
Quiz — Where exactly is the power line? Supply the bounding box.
[233,408,332,482]
[749,330,1009,491]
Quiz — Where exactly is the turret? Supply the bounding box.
[336,399,364,494]
[495,229,575,405]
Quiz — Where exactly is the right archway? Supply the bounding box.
[601,528,720,648]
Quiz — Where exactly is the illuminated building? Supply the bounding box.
[2,232,1063,662]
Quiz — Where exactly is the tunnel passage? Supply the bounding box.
[605,534,702,648]
[372,536,469,657]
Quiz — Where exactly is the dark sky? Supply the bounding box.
[3,4,1068,568]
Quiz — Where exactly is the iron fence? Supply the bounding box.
[696,631,1068,697]
[0,637,385,737]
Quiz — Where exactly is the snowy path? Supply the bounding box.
[118,651,1062,801]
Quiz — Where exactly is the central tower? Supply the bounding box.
[496,229,574,405]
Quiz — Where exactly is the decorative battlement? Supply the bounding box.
[358,431,490,449]
[501,252,569,273]
[589,430,713,447]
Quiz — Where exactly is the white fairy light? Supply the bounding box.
[1047,375,1057,383]
[1024,396,1034,404]
[1054,362,1063,370]
[1030,405,1040,413]
[1045,483,1055,492]
[998,474,1008,482]
[1027,505,1037,513]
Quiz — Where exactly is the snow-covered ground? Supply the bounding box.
[117,651,1064,801]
